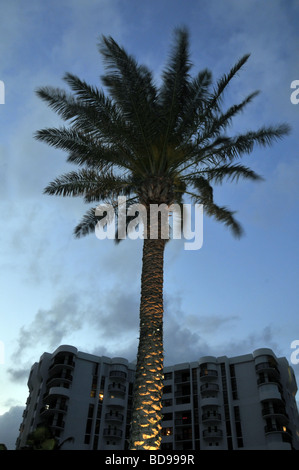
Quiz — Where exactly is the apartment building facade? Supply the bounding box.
[16,345,299,450]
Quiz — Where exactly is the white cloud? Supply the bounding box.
[0,406,24,450]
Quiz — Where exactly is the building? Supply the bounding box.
[16,345,299,450]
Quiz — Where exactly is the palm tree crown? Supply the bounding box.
[35,28,289,450]
[36,28,289,239]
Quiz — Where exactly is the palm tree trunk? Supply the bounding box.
[129,233,166,450]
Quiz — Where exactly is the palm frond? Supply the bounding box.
[159,28,192,145]
[35,127,133,171]
[44,169,101,197]
[209,54,251,110]
[206,91,260,137]
[36,86,80,121]
[205,202,243,237]
[44,169,133,204]
[198,163,263,184]
[216,124,291,161]
[174,68,212,142]
[182,123,290,170]
[98,35,158,164]
[74,207,98,238]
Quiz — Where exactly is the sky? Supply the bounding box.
[0,0,298,449]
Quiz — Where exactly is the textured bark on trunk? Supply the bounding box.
[129,233,166,450]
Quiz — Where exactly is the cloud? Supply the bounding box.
[0,406,23,450]
[10,294,84,366]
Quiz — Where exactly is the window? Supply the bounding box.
[162,398,173,407]
[164,372,173,381]
[162,427,173,436]
[84,404,94,445]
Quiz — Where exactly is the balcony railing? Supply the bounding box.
[264,424,292,436]
[40,404,68,415]
[49,357,75,370]
[262,407,289,420]
[108,383,126,393]
[255,362,280,375]
[200,370,218,380]
[203,429,223,439]
[103,428,123,438]
[202,412,221,422]
[105,412,124,422]
[200,383,219,395]
[109,370,127,380]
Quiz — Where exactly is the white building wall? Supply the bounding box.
[16,346,299,450]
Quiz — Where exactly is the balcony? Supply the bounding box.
[109,370,127,381]
[202,412,221,423]
[105,412,124,423]
[40,403,68,415]
[255,362,280,377]
[108,383,126,394]
[200,370,218,381]
[262,405,289,423]
[43,386,71,400]
[46,374,73,387]
[103,428,123,438]
[106,396,126,408]
[264,424,292,438]
[258,383,282,401]
[200,383,219,397]
[203,429,223,439]
[49,354,75,371]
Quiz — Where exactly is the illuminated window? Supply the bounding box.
[162,427,173,436]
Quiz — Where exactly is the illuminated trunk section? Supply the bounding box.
[129,235,166,450]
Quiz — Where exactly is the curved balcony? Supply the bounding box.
[105,412,124,423]
[200,383,219,397]
[109,370,127,381]
[40,403,68,415]
[262,408,289,424]
[200,396,220,407]
[43,386,71,400]
[106,396,126,408]
[200,370,218,381]
[264,424,292,437]
[103,428,123,439]
[202,412,221,423]
[262,398,289,424]
[46,374,73,388]
[255,362,280,377]
[258,382,282,402]
[108,383,126,394]
[203,429,223,439]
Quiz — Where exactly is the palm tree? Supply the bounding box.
[35,28,289,450]
[24,425,74,450]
